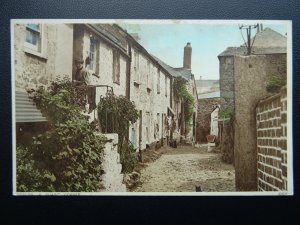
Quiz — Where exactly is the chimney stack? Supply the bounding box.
[183,42,192,70]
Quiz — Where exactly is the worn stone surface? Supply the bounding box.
[220,121,234,164]
[219,56,235,109]
[196,97,220,143]
[129,47,171,151]
[233,54,286,191]
[132,145,235,192]
[99,133,126,192]
[14,23,73,90]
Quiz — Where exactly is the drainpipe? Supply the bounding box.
[170,77,173,108]
[126,43,132,99]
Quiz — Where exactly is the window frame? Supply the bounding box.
[112,49,120,84]
[23,23,47,59]
[165,76,168,97]
[88,37,98,72]
[157,69,161,94]
[133,51,140,84]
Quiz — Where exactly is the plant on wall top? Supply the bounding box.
[266,74,287,93]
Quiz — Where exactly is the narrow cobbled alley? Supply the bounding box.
[131,145,235,192]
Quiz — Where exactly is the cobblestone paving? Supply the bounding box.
[132,145,235,192]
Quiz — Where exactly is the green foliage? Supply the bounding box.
[266,75,287,93]
[17,78,106,192]
[119,141,138,173]
[219,105,234,120]
[97,93,139,173]
[173,77,195,131]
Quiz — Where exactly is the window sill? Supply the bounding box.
[24,47,47,60]
[113,81,120,85]
[147,87,152,93]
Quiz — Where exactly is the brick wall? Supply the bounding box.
[256,86,287,191]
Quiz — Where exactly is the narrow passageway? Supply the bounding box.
[132,145,235,192]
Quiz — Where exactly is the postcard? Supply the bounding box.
[11,19,293,195]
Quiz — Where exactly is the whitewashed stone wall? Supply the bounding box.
[73,26,128,121]
[129,47,171,151]
[99,133,126,192]
[14,23,73,91]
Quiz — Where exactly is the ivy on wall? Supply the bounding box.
[173,77,195,132]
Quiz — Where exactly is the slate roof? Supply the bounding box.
[218,46,287,57]
[151,55,192,80]
[88,24,126,51]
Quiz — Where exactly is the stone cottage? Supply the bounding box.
[14,23,74,139]
[152,43,198,144]
[14,22,198,153]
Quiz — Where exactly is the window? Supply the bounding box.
[24,23,45,57]
[146,61,151,91]
[157,69,161,94]
[113,50,120,84]
[165,76,168,97]
[134,51,140,83]
[88,37,97,71]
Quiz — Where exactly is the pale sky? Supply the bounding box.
[119,21,288,80]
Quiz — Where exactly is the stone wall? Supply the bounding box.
[129,47,171,151]
[73,25,128,122]
[233,54,287,191]
[14,23,73,91]
[256,86,287,191]
[99,133,126,192]
[219,56,234,109]
[196,97,220,143]
[185,78,198,142]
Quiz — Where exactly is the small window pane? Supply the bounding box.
[27,24,40,31]
[26,30,39,45]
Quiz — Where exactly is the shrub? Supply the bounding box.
[266,75,287,93]
[97,93,139,173]
[219,105,234,120]
[17,78,106,192]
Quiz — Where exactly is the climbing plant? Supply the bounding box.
[17,77,106,192]
[97,93,139,173]
[219,105,234,120]
[266,74,286,93]
[173,77,195,132]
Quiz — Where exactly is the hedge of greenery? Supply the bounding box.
[17,78,106,192]
[97,93,139,173]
